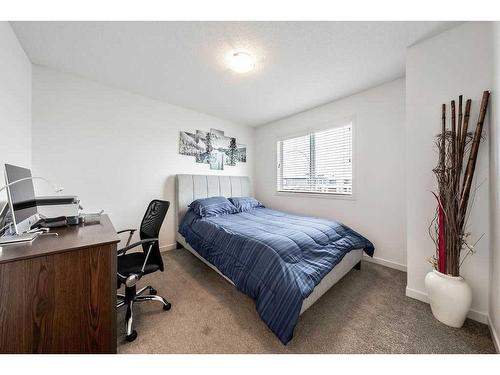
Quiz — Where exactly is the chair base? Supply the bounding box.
[117,284,171,342]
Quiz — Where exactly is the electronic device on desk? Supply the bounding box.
[31,215,68,229]
[1,164,74,246]
[79,210,104,225]
[36,195,80,224]
[1,164,41,245]
[0,201,10,236]
[0,232,40,245]
[4,163,40,235]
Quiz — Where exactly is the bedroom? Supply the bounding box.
[0,0,499,372]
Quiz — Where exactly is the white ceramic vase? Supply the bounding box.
[424,269,472,328]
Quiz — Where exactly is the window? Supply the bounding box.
[276,123,353,196]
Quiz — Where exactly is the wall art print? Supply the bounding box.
[179,128,247,170]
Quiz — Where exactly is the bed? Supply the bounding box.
[175,174,374,344]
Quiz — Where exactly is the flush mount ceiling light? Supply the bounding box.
[227,51,256,74]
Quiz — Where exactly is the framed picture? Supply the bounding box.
[179,128,246,170]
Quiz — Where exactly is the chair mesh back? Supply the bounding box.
[140,200,169,272]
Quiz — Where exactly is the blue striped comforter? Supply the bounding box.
[179,207,374,344]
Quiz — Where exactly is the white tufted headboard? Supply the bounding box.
[176,174,252,225]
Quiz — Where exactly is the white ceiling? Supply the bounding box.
[11,21,459,126]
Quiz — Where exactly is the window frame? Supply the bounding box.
[274,116,357,200]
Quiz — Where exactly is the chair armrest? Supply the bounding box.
[117,229,137,234]
[117,228,137,246]
[117,238,159,287]
[117,238,158,256]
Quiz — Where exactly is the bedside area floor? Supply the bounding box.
[117,249,496,354]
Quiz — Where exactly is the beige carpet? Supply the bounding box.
[117,248,496,354]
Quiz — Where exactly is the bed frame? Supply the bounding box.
[175,174,362,315]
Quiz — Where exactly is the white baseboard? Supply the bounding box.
[467,310,489,324]
[488,316,500,353]
[160,243,178,252]
[363,254,407,272]
[405,286,489,324]
[405,286,429,303]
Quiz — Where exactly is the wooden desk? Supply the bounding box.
[0,215,119,353]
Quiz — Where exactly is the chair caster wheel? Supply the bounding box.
[149,287,157,295]
[163,302,171,311]
[126,330,137,342]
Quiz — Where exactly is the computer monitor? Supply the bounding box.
[4,164,39,234]
[0,200,8,231]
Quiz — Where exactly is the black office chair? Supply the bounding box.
[117,200,171,342]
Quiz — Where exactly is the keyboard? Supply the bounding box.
[0,232,40,245]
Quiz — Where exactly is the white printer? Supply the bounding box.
[36,195,80,224]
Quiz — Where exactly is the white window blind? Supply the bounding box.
[277,124,353,195]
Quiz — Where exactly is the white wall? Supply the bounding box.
[0,21,31,170]
[32,65,255,249]
[489,22,500,351]
[406,22,492,322]
[254,79,407,270]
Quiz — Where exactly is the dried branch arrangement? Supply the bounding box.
[429,91,490,276]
